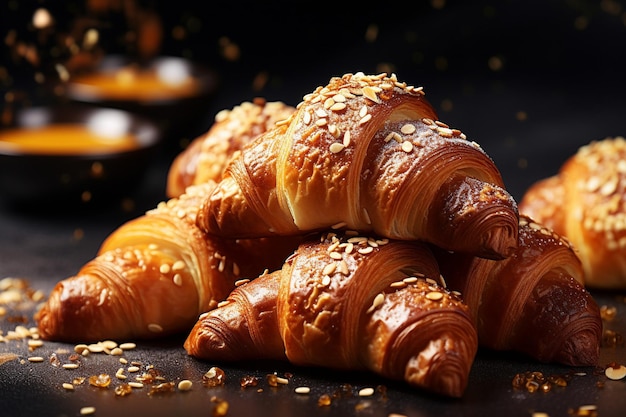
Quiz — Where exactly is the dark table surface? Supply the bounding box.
[2,1,626,416]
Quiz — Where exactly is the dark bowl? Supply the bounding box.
[63,55,218,148]
[0,105,162,209]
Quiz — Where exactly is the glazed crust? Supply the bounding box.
[184,232,478,398]
[197,72,518,259]
[35,182,301,342]
[519,137,626,289]
[166,98,296,198]
[433,215,602,366]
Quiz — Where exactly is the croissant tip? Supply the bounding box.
[555,334,601,367]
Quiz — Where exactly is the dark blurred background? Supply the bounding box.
[2,0,626,202]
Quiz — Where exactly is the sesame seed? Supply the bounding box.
[80,406,96,415]
[235,278,250,286]
[362,86,380,103]
[148,323,163,333]
[342,130,351,147]
[178,379,193,391]
[295,386,311,394]
[330,102,346,111]
[128,382,144,388]
[605,364,626,380]
[28,339,43,348]
[62,383,74,390]
[426,291,444,301]
[27,356,44,362]
[315,108,327,118]
[331,221,347,229]
[63,363,79,369]
[322,262,336,276]
[328,124,341,138]
[344,242,354,254]
[359,113,372,125]
[358,246,374,254]
[329,251,343,260]
[119,342,136,350]
[329,142,345,153]
[358,387,375,396]
[338,260,349,275]
[400,123,416,134]
[173,274,183,286]
[401,141,414,152]
[127,366,140,373]
[366,293,385,314]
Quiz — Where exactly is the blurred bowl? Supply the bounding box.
[64,55,217,148]
[0,105,161,209]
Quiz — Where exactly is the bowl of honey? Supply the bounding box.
[64,55,217,149]
[0,104,161,208]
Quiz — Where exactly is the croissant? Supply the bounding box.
[35,182,302,343]
[197,72,519,260]
[184,231,479,398]
[519,136,626,289]
[432,215,602,366]
[166,98,296,198]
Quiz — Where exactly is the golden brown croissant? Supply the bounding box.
[35,182,302,343]
[184,231,478,398]
[519,136,626,289]
[166,98,296,198]
[197,72,519,260]
[432,215,602,366]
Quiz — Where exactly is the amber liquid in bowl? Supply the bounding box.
[69,66,200,102]
[0,124,138,155]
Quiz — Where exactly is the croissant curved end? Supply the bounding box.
[184,316,236,361]
[555,329,601,367]
[35,279,115,342]
[404,338,473,398]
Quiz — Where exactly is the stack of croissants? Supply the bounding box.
[36,72,624,398]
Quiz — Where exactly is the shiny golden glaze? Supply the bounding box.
[0,124,138,155]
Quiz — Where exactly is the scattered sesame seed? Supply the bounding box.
[295,386,311,394]
[605,364,626,380]
[358,387,375,396]
[80,406,96,415]
[178,380,193,391]
[62,363,79,369]
[62,382,74,390]
[27,356,44,362]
